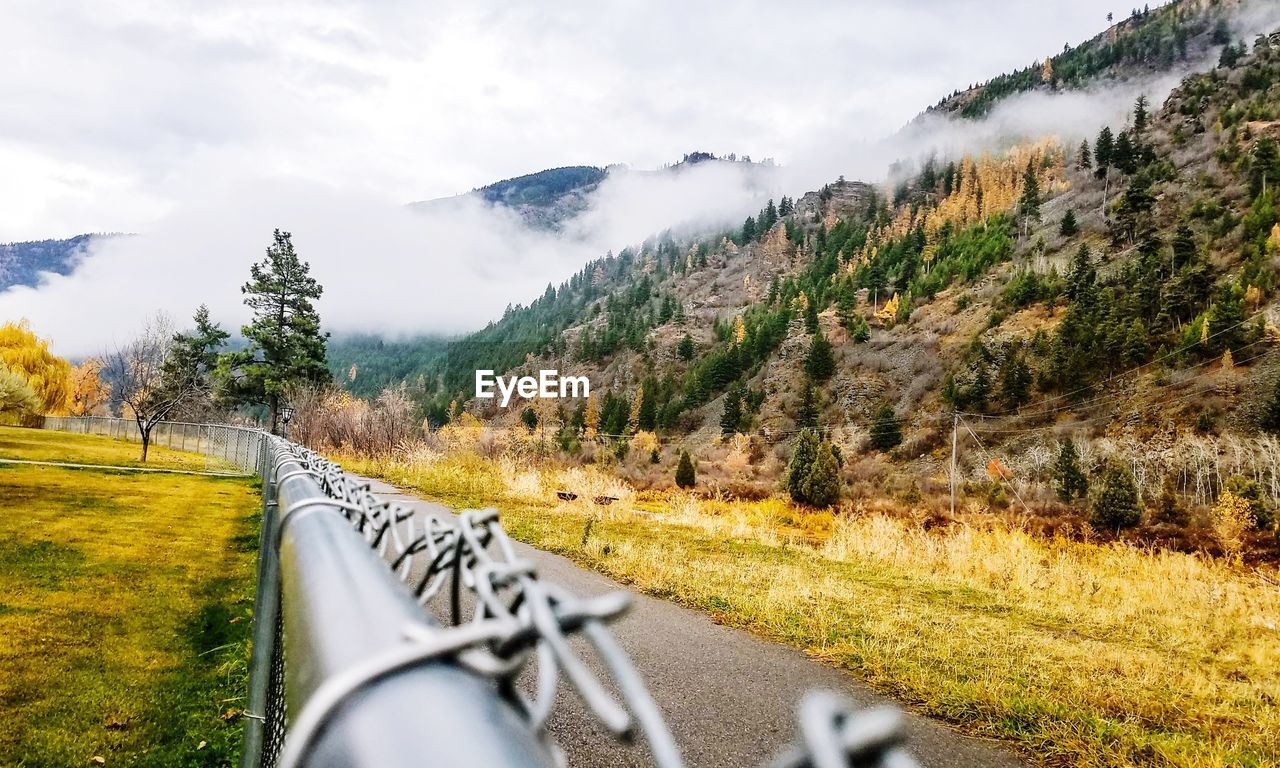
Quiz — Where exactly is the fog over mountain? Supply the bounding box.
[4,0,1278,356]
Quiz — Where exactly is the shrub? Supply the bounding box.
[785,429,820,501]
[1091,461,1141,531]
[1052,438,1088,501]
[675,450,696,488]
[802,443,842,508]
[1225,475,1273,530]
[1210,489,1253,557]
[868,405,902,452]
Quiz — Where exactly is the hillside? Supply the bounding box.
[407,154,771,231]
[355,4,1280,554]
[928,0,1245,119]
[0,234,102,291]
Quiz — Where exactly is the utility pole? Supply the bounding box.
[950,412,958,516]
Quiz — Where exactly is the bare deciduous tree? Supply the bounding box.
[104,314,202,461]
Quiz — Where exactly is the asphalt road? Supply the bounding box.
[363,477,1027,768]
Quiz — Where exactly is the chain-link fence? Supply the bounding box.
[39,417,919,768]
[41,415,267,474]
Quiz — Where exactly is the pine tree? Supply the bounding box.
[720,382,743,437]
[998,350,1031,409]
[802,442,842,508]
[849,314,871,343]
[868,405,902,452]
[1095,126,1115,173]
[1018,158,1042,229]
[218,229,330,434]
[1077,139,1092,170]
[1059,209,1079,237]
[677,333,695,361]
[1260,376,1280,433]
[1053,438,1088,501]
[1092,460,1141,530]
[805,330,836,381]
[675,450,696,488]
[1133,95,1149,137]
[160,304,229,417]
[796,382,819,429]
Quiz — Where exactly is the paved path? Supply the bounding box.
[364,477,1027,768]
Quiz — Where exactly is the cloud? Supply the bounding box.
[1,161,783,357]
[5,0,1279,356]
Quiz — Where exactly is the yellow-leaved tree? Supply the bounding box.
[64,358,111,416]
[0,321,70,415]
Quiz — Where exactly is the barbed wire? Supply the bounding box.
[272,439,918,768]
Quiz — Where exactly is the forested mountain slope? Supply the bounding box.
[928,0,1247,118]
[344,2,1280,551]
[0,234,106,291]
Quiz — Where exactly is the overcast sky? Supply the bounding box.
[3,0,1142,242]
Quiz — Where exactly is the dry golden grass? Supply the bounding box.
[340,445,1280,768]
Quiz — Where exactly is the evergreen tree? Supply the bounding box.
[675,450,696,488]
[741,216,757,242]
[868,404,902,452]
[998,349,1031,409]
[677,333,695,361]
[218,229,330,434]
[802,442,842,508]
[786,429,820,503]
[1077,139,1092,170]
[521,407,538,431]
[1113,130,1137,174]
[1066,244,1097,306]
[1260,376,1280,433]
[804,300,820,334]
[160,304,229,415]
[805,330,836,381]
[1123,319,1150,367]
[1095,126,1115,173]
[720,382,743,437]
[796,382,819,429]
[1018,159,1042,228]
[1053,438,1088,501]
[1059,209,1079,237]
[848,314,871,343]
[1092,460,1141,530]
[1133,95,1149,137]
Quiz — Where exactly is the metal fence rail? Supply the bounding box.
[39,417,919,768]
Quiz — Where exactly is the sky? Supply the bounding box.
[0,0,1258,355]
[0,0,1143,241]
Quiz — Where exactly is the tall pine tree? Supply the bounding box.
[218,229,330,434]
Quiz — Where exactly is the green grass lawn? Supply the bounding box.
[0,425,236,472]
[0,427,260,767]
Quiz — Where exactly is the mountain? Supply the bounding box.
[928,0,1246,119]
[407,153,772,231]
[0,234,103,291]
[411,166,607,231]
[350,1,1280,534]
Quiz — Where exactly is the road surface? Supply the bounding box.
[363,477,1027,768]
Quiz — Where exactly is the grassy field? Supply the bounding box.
[342,448,1280,768]
[0,426,260,767]
[0,425,235,472]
